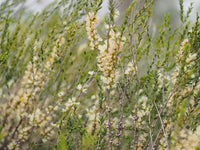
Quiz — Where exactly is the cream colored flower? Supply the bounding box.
[125,62,135,75]
[113,9,120,19]
[86,12,100,50]
[186,53,197,64]
[88,71,95,76]
[77,84,87,93]
[58,91,64,98]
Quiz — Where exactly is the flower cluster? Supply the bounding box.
[172,126,200,149]
[86,12,101,50]
[44,34,65,70]
[164,38,199,149]
[0,34,65,150]
[97,25,124,89]
[86,98,100,133]
[125,62,136,76]
[132,95,151,149]
[77,84,87,93]
[62,97,80,112]
[171,39,189,85]
[1,1,200,149]
[157,69,170,89]
[86,12,125,89]
[170,39,198,107]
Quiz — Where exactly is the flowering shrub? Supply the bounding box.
[0,0,199,149]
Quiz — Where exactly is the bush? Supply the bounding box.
[0,0,199,149]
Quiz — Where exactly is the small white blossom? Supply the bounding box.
[125,62,135,75]
[63,21,67,25]
[62,97,80,112]
[113,9,120,19]
[42,138,48,143]
[8,140,18,150]
[77,84,87,93]
[54,106,58,111]
[88,71,95,76]
[186,53,197,64]
[105,24,109,29]
[98,43,107,52]
[91,95,97,100]
[58,91,64,98]
[77,84,83,90]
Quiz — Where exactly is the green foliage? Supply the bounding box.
[0,0,199,150]
[81,133,96,150]
[57,134,67,150]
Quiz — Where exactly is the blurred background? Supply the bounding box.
[22,0,200,19]
[1,0,200,27]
